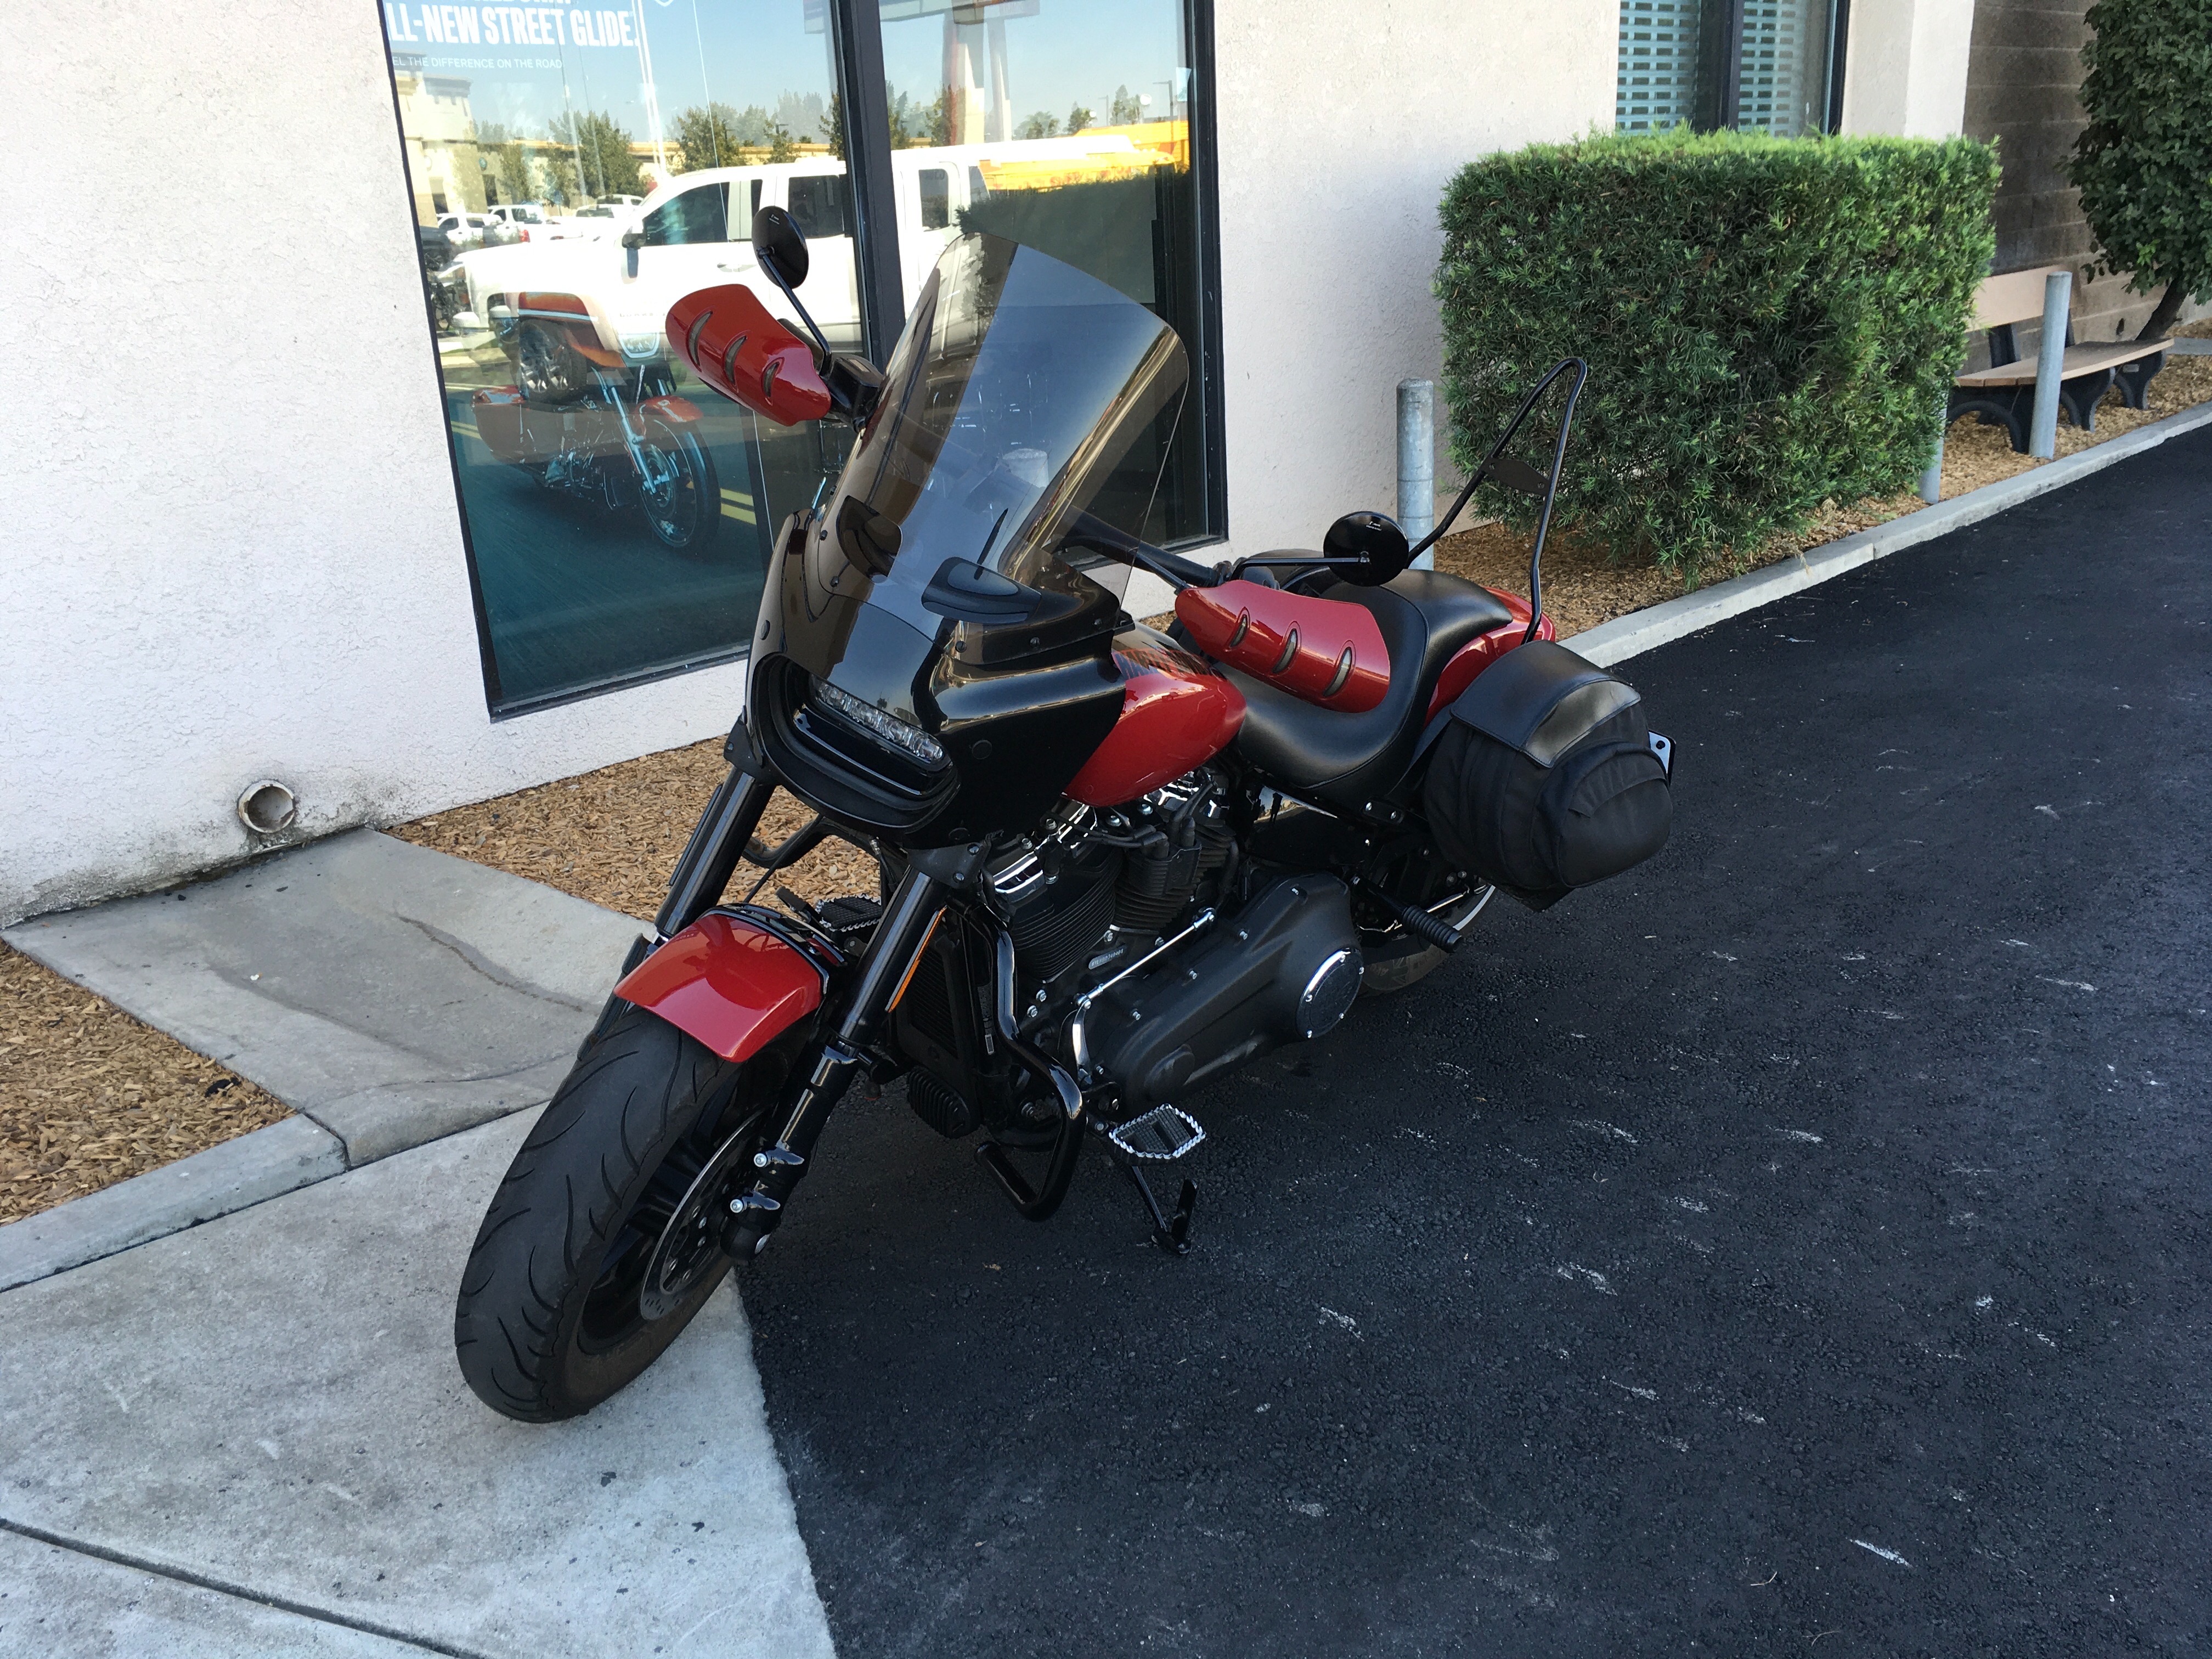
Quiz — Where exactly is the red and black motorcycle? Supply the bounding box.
[467,299,722,552]
[455,210,1675,1421]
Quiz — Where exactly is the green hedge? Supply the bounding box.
[1437,129,1997,574]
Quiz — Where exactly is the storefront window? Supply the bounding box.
[383,1,859,712]
[385,0,1216,712]
[1616,0,1842,138]
[876,0,1214,547]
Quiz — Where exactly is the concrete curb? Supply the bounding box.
[8,396,2210,1294]
[1569,396,2212,668]
[0,1115,346,1291]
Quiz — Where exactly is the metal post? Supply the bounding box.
[2029,269,2072,460]
[1918,397,1945,504]
[1398,379,1435,570]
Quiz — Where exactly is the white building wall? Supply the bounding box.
[2,0,1615,924]
[1839,0,1978,139]
[1210,0,1618,558]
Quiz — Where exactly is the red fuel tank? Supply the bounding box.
[1065,634,1246,807]
[1172,579,1391,712]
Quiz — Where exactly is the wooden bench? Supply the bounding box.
[1949,265,2170,453]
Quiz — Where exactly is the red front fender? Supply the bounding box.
[614,913,825,1063]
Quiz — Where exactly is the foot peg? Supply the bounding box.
[1106,1104,1206,1161]
[1099,1105,1203,1255]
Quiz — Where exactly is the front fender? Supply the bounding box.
[614,913,825,1063]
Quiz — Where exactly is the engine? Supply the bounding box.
[987,768,1236,1001]
[890,764,1363,1133]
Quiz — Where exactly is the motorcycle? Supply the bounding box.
[417,225,467,338]
[465,300,721,552]
[454,207,1676,1422]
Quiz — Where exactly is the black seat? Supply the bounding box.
[1226,568,1514,814]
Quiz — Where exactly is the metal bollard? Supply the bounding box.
[1398,380,1435,569]
[2028,270,2072,460]
[1918,396,1945,504]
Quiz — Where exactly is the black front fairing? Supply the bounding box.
[746,233,1190,844]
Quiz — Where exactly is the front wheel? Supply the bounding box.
[454,1005,781,1421]
[636,417,719,552]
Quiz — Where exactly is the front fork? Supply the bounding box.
[720,865,947,1257]
[656,766,1085,1258]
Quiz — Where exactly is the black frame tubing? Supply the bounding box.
[1408,357,1588,642]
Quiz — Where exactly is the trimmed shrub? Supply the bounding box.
[1437,129,1997,574]
[2069,0,2212,341]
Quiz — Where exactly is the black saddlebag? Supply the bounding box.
[1421,640,1672,910]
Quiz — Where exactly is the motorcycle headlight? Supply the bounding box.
[620,332,662,359]
[810,678,947,769]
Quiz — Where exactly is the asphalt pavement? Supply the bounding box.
[736,428,2212,1656]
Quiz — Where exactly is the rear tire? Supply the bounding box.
[454,1006,780,1421]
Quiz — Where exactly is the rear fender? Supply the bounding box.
[614,912,828,1063]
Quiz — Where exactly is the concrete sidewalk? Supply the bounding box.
[2,831,647,1285]
[0,1109,836,1659]
[0,832,836,1656]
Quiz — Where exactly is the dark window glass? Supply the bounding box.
[787,172,851,239]
[1615,0,1839,136]
[644,183,730,247]
[879,0,1216,548]
[382,2,857,714]
[918,168,951,232]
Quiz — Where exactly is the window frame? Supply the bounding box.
[382,0,1226,718]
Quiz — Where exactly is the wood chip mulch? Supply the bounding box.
[385,751,877,922]
[1,944,290,1225]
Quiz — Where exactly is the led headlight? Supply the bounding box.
[619,332,663,359]
[811,678,947,769]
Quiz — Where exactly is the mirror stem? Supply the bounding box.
[764,267,836,364]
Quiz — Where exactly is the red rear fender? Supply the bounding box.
[614,913,826,1064]
[1424,591,1557,722]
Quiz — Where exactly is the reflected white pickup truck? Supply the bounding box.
[456,133,1156,369]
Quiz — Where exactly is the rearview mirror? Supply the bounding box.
[1323,511,1413,586]
[752,205,809,290]
[619,227,646,249]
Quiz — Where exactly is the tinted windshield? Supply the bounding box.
[812,232,1188,633]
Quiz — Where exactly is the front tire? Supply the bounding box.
[637,417,719,552]
[454,1006,779,1421]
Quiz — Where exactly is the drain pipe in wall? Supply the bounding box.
[1398,379,1435,569]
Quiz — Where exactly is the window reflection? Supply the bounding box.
[876,0,1211,547]
[385,1,857,712]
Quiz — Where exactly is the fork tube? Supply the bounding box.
[656,766,773,938]
[724,867,945,1255]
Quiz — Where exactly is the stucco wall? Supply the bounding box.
[1839,0,1978,140]
[2,0,1614,924]
[1210,0,1618,557]
[2,0,751,924]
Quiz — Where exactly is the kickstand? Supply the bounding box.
[1120,1158,1196,1256]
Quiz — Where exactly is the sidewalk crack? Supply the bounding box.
[395,915,596,1013]
[0,1515,492,1658]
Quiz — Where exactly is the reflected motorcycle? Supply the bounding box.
[467,300,721,552]
[455,207,1675,1421]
